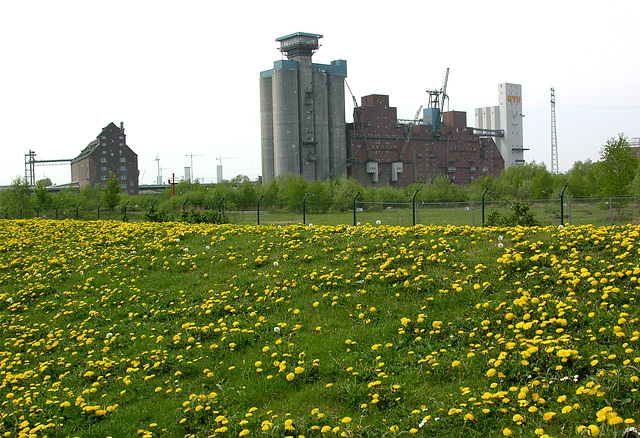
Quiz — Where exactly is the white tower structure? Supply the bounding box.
[475,83,526,168]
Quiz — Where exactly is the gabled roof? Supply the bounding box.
[72,138,100,163]
[98,122,120,138]
[72,122,125,163]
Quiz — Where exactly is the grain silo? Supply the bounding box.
[260,32,347,183]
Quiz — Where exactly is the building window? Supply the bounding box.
[100,157,107,163]
[120,174,127,180]
[120,165,127,172]
[121,183,128,188]
[102,150,107,155]
[119,142,124,147]
[119,150,123,156]
[118,135,124,140]
[101,175,108,181]
[101,142,106,146]
[120,157,126,163]
[101,166,107,171]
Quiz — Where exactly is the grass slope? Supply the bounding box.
[0,219,639,438]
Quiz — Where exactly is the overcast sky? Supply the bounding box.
[1,0,638,187]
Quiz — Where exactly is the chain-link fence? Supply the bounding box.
[3,196,640,227]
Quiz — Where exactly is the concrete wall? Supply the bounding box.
[259,76,275,184]
[272,69,300,177]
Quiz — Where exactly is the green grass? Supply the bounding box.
[0,219,639,437]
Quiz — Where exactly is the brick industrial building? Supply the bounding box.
[346,95,504,187]
[71,122,139,194]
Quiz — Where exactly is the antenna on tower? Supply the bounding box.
[550,87,559,174]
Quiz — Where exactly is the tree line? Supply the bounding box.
[1,133,637,215]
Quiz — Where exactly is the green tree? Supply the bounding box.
[101,174,121,211]
[34,179,52,208]
[596,133,638,198]
[0,176,32,214]
[79,184,102,209]
[564,160,598,198]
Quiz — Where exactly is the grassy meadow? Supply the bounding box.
[0,219,639,438]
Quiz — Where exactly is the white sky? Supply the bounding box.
[1,0,638,187]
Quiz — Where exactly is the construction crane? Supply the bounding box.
[398,105,423,161]
[185,153,203,182]
[216,157,237,183]
[425,68,449,134]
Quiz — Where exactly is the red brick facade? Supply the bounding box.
[347,95,504,187]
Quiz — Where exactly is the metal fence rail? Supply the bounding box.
[3,195,640,227]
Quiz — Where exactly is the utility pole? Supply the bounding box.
[550,87,559,174]
[168,173,178,197]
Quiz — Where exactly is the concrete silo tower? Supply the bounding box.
[260,32,347,183]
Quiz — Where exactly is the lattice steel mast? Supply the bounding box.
[550,87,559,174]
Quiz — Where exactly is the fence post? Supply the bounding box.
[55,205,60,220]
[150,200,157,212]
[609,197,613,226]
[35,205,40,218]
[217,197,225,223]
[302,193,309,225]
[559,185,567,226]
[75,204,80,220]
[19,205,23,219]
[481,188,488,226]
[182,199,189,212]
[412,190,419,226]
[97,202,103,220]
[123,201,129,222]
[257,195,263,225]
[353,192,360,226]
[470,202,475,227]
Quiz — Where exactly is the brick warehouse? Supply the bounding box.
[346,95,504,187]
[71,122,139,194]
